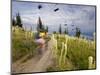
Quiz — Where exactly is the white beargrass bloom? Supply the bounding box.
[59,42,64,66]
[88,56,93,69]
[55,39,58,50]
[12,26,14,32]
[53,39,58,58]
[51,34,55,40]
[63,44,67,64]
[31,31,34,37]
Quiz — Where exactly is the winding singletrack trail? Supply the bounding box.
[12,40,55,74]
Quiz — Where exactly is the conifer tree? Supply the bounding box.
[59,24,62,34]
[16,12,22,28]
[46,26,48,32]
[64,28,68,34]
[12,18,16,26]
[75,27,81,38]
[37,17,44,32]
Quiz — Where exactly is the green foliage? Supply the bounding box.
[46,26,48,32]
[53,31,57,34]
[64,28,68,34]
[48,34,95,71]
[37,17,45,32]
[16,12,23,28]
[59,24,62,34]
[12,27,37,62]
[67,38,95,70]
[75,27,81,38]
[12,18,16,26]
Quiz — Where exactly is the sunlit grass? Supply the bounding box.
[12,27,37,62]
[12,27,96,71]
[48,34,96,71]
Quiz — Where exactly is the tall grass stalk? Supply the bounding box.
[59,42,64,66]
[63,44,67,65]
[88,56,93,69]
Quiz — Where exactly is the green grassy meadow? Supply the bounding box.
[12,26,96,71]
[47,34,96,71]
[12,27,38,62]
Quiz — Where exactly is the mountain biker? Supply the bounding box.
[34,31,46,55]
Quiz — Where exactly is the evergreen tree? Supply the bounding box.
[12,18,16,26]
[16,12,22,28]
[37,17,44,32]
[59,24,62,34]
[53,31,56,34]
[46,26,48,32]
[75,27,81,38]
[64,28,68,34]
[30,25,32,31]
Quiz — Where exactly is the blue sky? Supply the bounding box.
[12,1,96,37]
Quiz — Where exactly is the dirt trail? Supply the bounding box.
[12,40,54,74]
